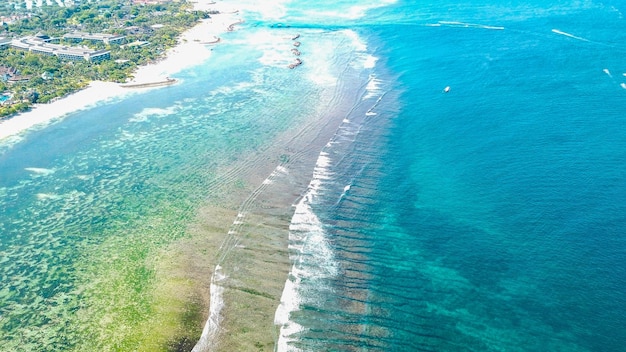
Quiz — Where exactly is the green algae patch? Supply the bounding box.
[63,192,233,352]
[69,205,203,351]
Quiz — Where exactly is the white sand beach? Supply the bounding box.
[0,0,242,141]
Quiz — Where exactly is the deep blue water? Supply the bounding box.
[276,0,626,351]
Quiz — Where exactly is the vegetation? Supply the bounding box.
[0,0,211,118]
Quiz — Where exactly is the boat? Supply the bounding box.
[443,86,450,93]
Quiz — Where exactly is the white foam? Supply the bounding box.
[365,76,380,91]
[439,21,504,30]
[259,51,290,67]
[552,29,590,42]
[275,148,340,351]
[276,203,338,350]
[25,167,55,176]
[36,193,61,200]
[482,25,505,30]
[275,314,304,352]
[128,115,149,123]
[362,54,378,69]
[248,0,289,20]
[304,0,397,21]
[248,30,294,67]
[130,106,179,122]
[274,275,301,326]
[191,265,227,352]
[442,21,467,26]
[620,83,626,89]
[307,70,336,86]
[363,76,382,100]
[301,32,337,87]
[305,42,337,86]
[315,152,331,169]
[343,30,367,52]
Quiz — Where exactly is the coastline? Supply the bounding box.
[0,0,241,142]
[1,1,292,349]
[0,2,368,350]
[0,80,130,141]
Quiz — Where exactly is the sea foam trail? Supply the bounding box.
[274,152,339,352]
[273,26,387,349]
[191,266,226,352]
[552,29,590,42]
[438,21,505,30]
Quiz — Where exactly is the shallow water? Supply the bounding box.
[0,18,372,350]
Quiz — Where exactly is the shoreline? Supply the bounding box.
[0,0,241,142]
[0,1,373,350]
[0,2,360,350]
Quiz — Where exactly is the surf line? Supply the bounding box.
[551,29,590,42]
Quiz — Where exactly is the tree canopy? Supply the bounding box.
[1,0,211,118]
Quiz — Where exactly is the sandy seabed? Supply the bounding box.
[1,2,354,350]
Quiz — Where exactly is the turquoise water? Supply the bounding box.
[2,0,626,351]
[0,14,371,349]
[275,0,626,351]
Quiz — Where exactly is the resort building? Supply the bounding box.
[62,32,126,45]
[0,37,11,49]
[11,36,111,62]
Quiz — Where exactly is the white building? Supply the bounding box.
[0,37,11,48]
[11,36,110,62]
[63,32,126,45]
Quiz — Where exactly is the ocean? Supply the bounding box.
[1,0,626,351]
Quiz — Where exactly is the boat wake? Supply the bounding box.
[551,29,590,42]
[436,21,505,30]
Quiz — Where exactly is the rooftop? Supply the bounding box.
[11,36,111,61]
[63,32,126,44]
